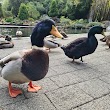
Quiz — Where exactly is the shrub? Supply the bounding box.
[39,14,50,21]
[5,17,13,22]
[26,2,40,20]
[48,0,58,17]
[66,19,88,29]
[28,18,34,21]
[60,16,72,26]
[13,17,23,25]
[86,22,104,28]
[18,3,29,20]
[73,24,85,29]
[75,19,88,24]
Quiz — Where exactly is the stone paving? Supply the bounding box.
[0,33,110,110]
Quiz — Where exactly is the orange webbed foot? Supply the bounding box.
[8,82,22,98]
[28,81,41,92]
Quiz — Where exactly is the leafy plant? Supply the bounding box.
[5,17,13,22]
[60,16,72,26]
[48,0,58,17]
[86,22,104,28]
[26,2,40,19]
[18,3,29,20]
[39,14,50,21]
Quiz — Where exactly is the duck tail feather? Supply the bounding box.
[61,46,66,50]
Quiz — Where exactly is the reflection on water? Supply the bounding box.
[0,27,33,37]
[64,28,88,34]
[0,27,89,37]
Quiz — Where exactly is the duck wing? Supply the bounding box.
[61,37,88,59]
[44,40,61,48]
[65,37,87,49]
[69,39,89,58]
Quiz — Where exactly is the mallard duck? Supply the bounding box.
[0,48,49,98]
[5,35,12,41]
[16,30,23,38]
[99,33,110,48]
[60,30,68,39]
[100,28,106,42]
[0,35,14,49]
[105,35,110,48]
[31,19,64,51]
[100,37,106,42]
[61,26,106,62]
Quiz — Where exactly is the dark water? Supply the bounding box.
[64,28,88,34]
[0,26,33,37]
[0,26,88,37]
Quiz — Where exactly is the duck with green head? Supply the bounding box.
[0,19,63,98]
[31,19,64,51]
[61,26,106,62]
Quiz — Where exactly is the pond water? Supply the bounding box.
[0,26,88,37]
[0,26,33,37]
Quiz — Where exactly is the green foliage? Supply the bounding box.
[9,0,26,17]
[18,3,29,20]
[35,2,45,15]
[66,2,76,20]
[48,0,58,17]
[2,0,12,18]
[0,3,3,18]
[75,0,92,19]
[39,14,50,20]
[86,22,104,28]
[66,0,92,20]
[74,19,88,24]
[13,17,23,25]
[56,0,67,17]
[60,16,72,26]
[28,17,34,21]
[26,2,40,19]
[69,19,88,29]
[43,0,50,14]
[90,0,110,21]
[1,0,110,24]
[5,17,13,22]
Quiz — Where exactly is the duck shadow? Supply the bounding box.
[49,50,62,54]
[71,61,87,65]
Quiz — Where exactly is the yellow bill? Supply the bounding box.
[50,25,63,39]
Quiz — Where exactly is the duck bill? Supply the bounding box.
[101,31,106,38]
[50,25,63,39]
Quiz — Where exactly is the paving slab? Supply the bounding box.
[73,68,102,81]
[77,78,110,98]
[0,88,25,106]
[25,94,56,110]
[45,68,59,77]
[72,95,110,110]
[1,100,29,110]
[91,63,110,75]
[2,94,56,110]
[46,85,93,110]
[0,77,8,89]
[50,72,84,87]
[99,74,110,84]
[0,33,110,110]
[52,64,77,75]
[23,78,59,98]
